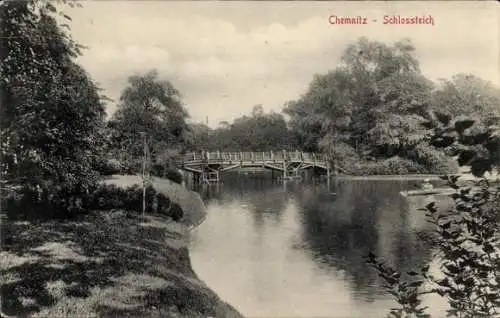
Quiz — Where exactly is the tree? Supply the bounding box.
[284,69,353,153]
[284,37,458,174]
[186,122,212,151]
[0,0,106,213]
[431,74,500,127]
[108,70,190,168]
[205,106,294,151]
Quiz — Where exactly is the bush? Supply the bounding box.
[326,142,360,174]
[169,202,184,222]
[149,164,183,185]
[118,159,141,175]
[367,114,500,318]
[405,143,460,175]
[151,163,165,178]
[164,168,183,184]
[89,184,183,221]
[3,182,95,220]
[353,156,425,175]
[96,158,122,176]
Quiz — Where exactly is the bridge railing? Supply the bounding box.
[181,151,329,164]
[183,152,199,162]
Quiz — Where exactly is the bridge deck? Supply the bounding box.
[179,151,334,172]
[179,151,346,183]
[182,151,327,164]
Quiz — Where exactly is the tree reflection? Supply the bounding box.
[297,179,435,298]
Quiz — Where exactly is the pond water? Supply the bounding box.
[189,172,451,317]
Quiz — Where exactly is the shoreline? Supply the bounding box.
[0,175,243,318]
[103,174,243,317]
[335,173,499,181]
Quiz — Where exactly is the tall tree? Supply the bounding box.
[284,37,456,173]
[431,73,500,127]
[108,70,190,166]
[0,0,106,205]
[284,69,353,153]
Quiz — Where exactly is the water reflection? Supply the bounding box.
[189,173,448,317]
[296,180,436,300]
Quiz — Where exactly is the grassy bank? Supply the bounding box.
[102,175,206,227]
[1,176,242,318]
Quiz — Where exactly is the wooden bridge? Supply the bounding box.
[179,150,343,184]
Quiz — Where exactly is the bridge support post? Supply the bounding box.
[282,158,287,180]
[200,171,205,185]
[327,165,331,190]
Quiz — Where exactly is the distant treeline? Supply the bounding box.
[186,38,500,175]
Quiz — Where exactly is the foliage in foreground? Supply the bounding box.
[367,114,500,318]
[0,0,107,216]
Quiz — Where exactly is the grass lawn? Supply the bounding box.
[0,179,241,317]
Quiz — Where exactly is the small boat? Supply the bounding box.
[400,188,456,197]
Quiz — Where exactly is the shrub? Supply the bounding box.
[326,143,361,174]
[164,168,183,184]
[367,114,500,318]
[151,163,165,178]
[3,181,95,220]
[118,159,141,175]
[168,202,184,222]
[96,158,122,176]
[89,184,181,221]
[367,177,500,318]
[353,156,425,175]
[405,143,460,175]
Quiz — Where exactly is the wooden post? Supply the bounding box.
[283,160,287,180]
[140,132,147,217]
[282,150,287,180]
[217,150,221,160]
[271,150,274,161]
[327,167,331,192]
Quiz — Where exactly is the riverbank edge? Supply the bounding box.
[102,174,244,317]
[334,173,499,181]
[0,175,243,318]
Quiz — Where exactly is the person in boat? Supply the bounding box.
[421,178,434,191]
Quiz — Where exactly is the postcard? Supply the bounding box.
[1,1,499,317]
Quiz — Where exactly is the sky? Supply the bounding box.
[67,1,499,127]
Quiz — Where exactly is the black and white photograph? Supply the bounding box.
[1,1,500,317]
